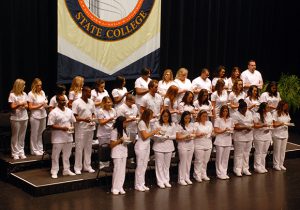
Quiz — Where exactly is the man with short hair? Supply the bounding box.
[72,86,96,174]
[192,68,212,99]
[241,60,263,91]
[47,94,76,179]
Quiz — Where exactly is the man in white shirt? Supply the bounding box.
[241,60,263,91]
[135,67,152,112]
[116,94,138,135]
[72,86,96,174]
[47,94,76,179]
[192,68,212,99]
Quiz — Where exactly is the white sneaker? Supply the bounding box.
[120,188,126,194]
[225,175,230,179]
[19,154,27,159]
[111,190,119,195]
[74,170,81,175]
[280,166,287,171]
[255,168,265,174]
[157,183,165,189]
[194,177,202,183]
[202,176,210,181]
[185,179,193,185]
[135,186,145,192]
[51,174,58,179]
[243,170,252,176]
[164,182,172,188]
[85,168,95,173]
[63,170,76,176]
[12,156,19,160]
[217,175,227,180]
[273,166,281,171]
[234,171,242,177]
[143,186,150,191]
[178,180,188,186]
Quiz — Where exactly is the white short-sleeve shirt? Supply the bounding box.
[260,92,281,109]
[212,77,229,89]
[49,95,68,109]
[141,93,162,117]
[253,112,273,141]
[27,91,47,119]
[193,121,213,150]
[68,91,82,101]
[116,103,138,133]
[163,97,179,123]
[174,78,192,102]
[96,108,117,138]
[241,70,263,88]
[91,89,109,110]
[272,111,291,139]
[176,123,195,150]
[135,120,152,150]
[8,92,28,121]
[72,98,96,131]
[110,129,128,158]
[192,77,212,94]
[112,87,128,109]
[214,117,234,146]
[152,122,175,152]
[134,77,151,105]
[245,97,260,113]
[232,111,254,142]
[211,90,228,117]
[158,80,176,96]
[47,107,76,144]
[193,100,213,116]
[228,91,246,114]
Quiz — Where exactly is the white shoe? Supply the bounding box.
[74,170,81,175]
[280,166,287,171]
[164,182,172,188]
[84,168,95,173]
[51,174,58,179]
[12,156,19,160]
[273,166,281,171]
[202,176,210,181]
[19,154,27,159]
[235,172,242,177]
[157,183,165,189]
[217,175,227,180]
[225,175,230,179]
[194,177,202,182]
[135,186,145,192]
[255,168,265,174]
[63,170,76,176]
[243,170,252,176]
[143,186,150,191]
[178,180,188,186]
[111,190,119,195]
[185,179,193,185]
[120,188,126,194]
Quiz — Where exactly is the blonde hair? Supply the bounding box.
[11,79,25,96]
[101,96,112,109]
[70,76,84,95]
[175,67,188,79]
[162,69,174,82]
[31,78,42,95]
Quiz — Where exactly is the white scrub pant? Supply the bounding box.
[10,120,28,157]
[111,157,127,192]
[134,147,150,188]
[193,148,212,180]
[233,141,253,174]
[273,137,287,168]
[215,146,231,177]
[253,140,271,171]
[51,142,73,175]
[74,130,93,172]
[30,117,46,154]
[178,149,194,182]
[154,151,172,185]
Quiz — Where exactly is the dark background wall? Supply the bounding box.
[1,0,299,110]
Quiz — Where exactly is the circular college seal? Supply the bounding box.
[65,0,155,41]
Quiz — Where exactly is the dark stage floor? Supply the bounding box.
[1,158,300,210]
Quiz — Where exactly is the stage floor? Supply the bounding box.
[1,157,300,210]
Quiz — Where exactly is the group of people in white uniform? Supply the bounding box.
[7,60,293,195]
